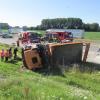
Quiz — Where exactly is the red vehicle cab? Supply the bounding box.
[45,31,73,42]
[19,31,41,44]
[21,32,30,44]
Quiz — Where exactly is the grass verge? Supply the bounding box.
[0,43,99,100]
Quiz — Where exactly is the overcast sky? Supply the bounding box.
[0,0,99,26]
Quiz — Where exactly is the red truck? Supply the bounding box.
[18,31,41,44]
[45,31,73,43]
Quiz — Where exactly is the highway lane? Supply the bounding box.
[0,34,18,45]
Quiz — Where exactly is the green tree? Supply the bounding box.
[0,23,9,29]
[40,18,83,30]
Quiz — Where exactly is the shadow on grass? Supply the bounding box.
[78,62,100,73]
[68,80,85,89]
[34,62,100,76]
[34,66,65,77]
[7,57,22,65]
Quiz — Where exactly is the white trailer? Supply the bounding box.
[46,29,85,38]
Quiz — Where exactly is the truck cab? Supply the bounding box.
[45,31,73,43]
[19,31,41,44]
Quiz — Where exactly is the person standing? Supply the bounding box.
[13,47,18,59]
[9,47,12,60]
[17,40,19,47]
[1,49,5,61]
[5,49,9,62]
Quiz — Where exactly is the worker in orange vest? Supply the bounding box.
[5,49,9,62]
[0,49,5,61]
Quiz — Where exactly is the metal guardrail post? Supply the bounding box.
[83,43,90,62]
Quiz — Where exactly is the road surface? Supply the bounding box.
[0,34,18,45]
[86,44,100,64]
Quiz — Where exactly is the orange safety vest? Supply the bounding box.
[1,51,5,57]
[5,51,9,57]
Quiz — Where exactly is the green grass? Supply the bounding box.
[28,30,45,36]
[1,29,9,33]
[0,44,100,100]
[84,32,100,40]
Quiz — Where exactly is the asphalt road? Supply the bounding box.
[0,34,18,45]
[86,44,100,64]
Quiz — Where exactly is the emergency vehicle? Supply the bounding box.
[45,31,73,43]
[18,31,41,44]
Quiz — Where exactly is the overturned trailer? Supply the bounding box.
[48,42,90,67]
[22,42,90,70]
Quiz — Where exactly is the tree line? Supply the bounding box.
[0,18,100,32]
[0,23,9,29]
[34,18,100,32]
